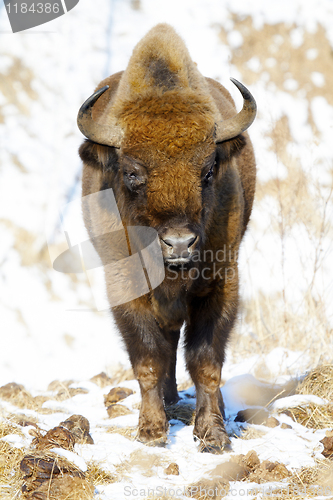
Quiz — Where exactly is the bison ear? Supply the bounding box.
[217,134,247,163]
[79,140,119,172]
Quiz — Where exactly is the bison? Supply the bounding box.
[77,24,256,452]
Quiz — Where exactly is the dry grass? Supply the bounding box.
[96,365,134,386]
[165,402,196,425]
[220,17,333,106]
[145,497,183,500]
[239,426,267,440]
[108,366,135,385]
[0,56,37,120]
[278,403,333,430]
[0,440,25,500]
[186,478,229,499]
[270,364,333,429]
[297,364,333,400]
[0,382,49,412]
[233,286,332,380]
[278,459,333,499]
[106,425,137,440]
[220,16,333,377]
[86,460,117,485]
[186,456,333,499]
[0,418,101,499]
[0,419,24,440]
[115,449,163,481]
[19,450,95,500]
[0,381,87,417]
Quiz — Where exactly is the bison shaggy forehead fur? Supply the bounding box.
[90,24,219,155]
[78,23,256,452]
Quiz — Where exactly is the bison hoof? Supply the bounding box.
[193,425,230,453]
[137,419,168,446]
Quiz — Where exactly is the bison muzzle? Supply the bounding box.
[78,24,256,452]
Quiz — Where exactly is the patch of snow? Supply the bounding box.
[311,71,325,87]
[247,56,262,73]
[227,30,243,49]
[306,48,318,60]
[284,78,298,91]
[265,349,310,381]
[0,433,25,448]
[290,27,304,48]
[270,394,327,410]
[49,447,88,472]
[311,96,333,138]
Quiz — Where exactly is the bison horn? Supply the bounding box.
[215,78,257,143]
[77,85,123,147]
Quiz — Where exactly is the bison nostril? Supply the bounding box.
[161,233,198,260]
[161,238,173,248]
[188,236,198,249]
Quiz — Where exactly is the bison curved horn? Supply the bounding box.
[215,78,257,143]
[77,85,123,148]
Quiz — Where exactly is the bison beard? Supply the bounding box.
[78,24,256,452]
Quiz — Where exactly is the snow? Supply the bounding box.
[311,72,325,87]
[307,48,319,60]
[270,394,327,411]
[50,447,88,471]
[1,0,333,498]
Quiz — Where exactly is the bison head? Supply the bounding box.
[78,24,256,268]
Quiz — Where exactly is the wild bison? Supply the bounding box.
[77,24,256,452]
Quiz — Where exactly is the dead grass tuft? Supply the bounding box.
[221,18,333,107]
[115,449,163,480]
[20,450,94,499]
[0,56,37,119]
[0,440,25,499]
[234,289,332,378]
[279,403,333,430]
[145,497,183,500]
[8,413,39,428]
[187,478,230,498]
[281,459,333,499]
[220,17,333,378]
[297,364,333,400]
[165,402,196,425]
[106,425,137,440]
[102,365,135,385]
[86,460,117,485]
[239,426,267,440]
[0,419,24,439]
[0,382,48,411]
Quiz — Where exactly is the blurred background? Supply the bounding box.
[0,0,332,391]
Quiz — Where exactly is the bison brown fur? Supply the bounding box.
[78,24,256,451]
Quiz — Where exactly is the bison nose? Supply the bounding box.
[161,232,198,262]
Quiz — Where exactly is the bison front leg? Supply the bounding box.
[162,329,180,406]
[187,357,230,452]
[185,282,238,452]
[112,306,171,445]
[135,359,169,444]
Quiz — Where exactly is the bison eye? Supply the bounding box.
[204,168,213,182]
[123,166,146,191]
[122,157,147,191]
[203,159,217,184]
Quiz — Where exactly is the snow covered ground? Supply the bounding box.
[1,0,333,498]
